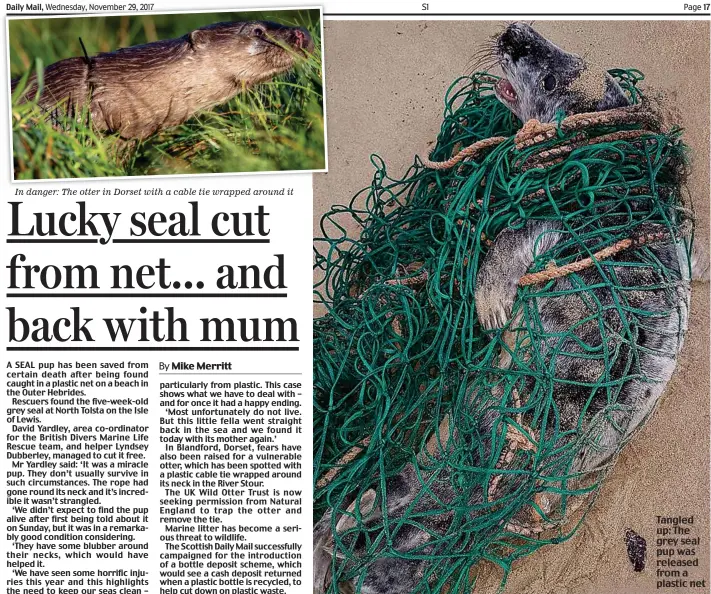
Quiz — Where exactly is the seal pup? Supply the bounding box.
[313,22,701,594]
[12,21,314,140]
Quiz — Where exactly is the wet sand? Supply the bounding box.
[313,20,710,593]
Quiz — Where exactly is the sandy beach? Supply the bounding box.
[313,20,709,593]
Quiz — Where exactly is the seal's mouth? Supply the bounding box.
[495,77,518,105]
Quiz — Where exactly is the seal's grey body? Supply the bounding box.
[12,21,313,140]
[313,23,697,594]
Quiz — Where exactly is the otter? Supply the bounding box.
[11,21,314,140]
[313,23,702,594]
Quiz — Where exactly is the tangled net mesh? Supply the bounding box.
[313,69,692,592]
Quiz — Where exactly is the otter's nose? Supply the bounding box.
[292,27,314,52]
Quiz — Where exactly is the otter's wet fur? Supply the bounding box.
[11,21,314,140]
[313,23,702,594]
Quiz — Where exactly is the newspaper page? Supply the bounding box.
[2,2,710,594]
[2,5,320,594]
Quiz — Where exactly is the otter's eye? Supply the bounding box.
[543,74,557,92]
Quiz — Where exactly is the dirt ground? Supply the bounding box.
[313,20,710,593]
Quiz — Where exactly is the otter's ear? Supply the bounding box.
[188,29,210,49]
[596,74,630,111]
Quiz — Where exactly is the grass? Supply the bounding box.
[9,10,325,179]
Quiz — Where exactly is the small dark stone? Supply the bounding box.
[624,528,647,572]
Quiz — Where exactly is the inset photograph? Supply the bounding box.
[9,8,325,179]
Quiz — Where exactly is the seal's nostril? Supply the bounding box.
[499,28,517,49]
[498,24,529,62]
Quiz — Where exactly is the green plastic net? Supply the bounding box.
[313,70,692,593]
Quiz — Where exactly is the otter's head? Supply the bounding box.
[492,22,629,123]
[189,20,315,85]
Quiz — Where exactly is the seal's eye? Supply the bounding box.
[543,74,557,92]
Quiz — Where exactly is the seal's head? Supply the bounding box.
[492,22,629,123]
[189,20,315,85]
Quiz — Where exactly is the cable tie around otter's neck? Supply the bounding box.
[78,37,92,67]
